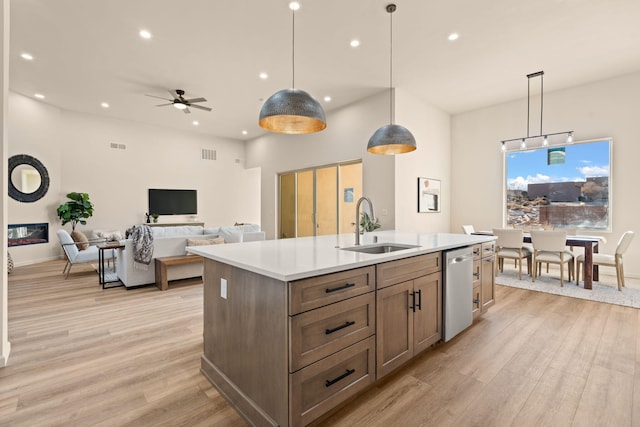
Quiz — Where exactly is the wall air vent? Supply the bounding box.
[202,149,217,161]
[110,143,126,150]
[110,143,118,149]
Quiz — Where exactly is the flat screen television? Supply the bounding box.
[148,189,197,215]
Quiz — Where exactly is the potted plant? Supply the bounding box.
[360,212,381,233]
[56,192,94,231]
[151,213,159,223]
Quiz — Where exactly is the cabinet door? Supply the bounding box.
[481,255,495,312]
[413,273,442,354]
[376,280,413,379]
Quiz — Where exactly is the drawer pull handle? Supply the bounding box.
[416,289,422,310]
[325,320,356,335]
[325,283,355,293]
[325,368,355,387]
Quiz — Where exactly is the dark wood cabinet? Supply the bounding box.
[472,242,496,318]
[376,253,442,379]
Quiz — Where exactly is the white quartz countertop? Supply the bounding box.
[187,230,495,282]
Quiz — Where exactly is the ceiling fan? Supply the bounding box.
[145,89,212,114]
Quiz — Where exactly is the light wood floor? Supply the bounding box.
[3,260,640,426]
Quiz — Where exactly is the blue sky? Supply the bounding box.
[506,140,610,190]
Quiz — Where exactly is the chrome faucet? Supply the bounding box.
[355,197,375,246]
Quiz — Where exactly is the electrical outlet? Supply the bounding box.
[221,278,227,299]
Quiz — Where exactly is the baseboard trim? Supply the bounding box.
[200,355,278,427]
[0,341,11,367]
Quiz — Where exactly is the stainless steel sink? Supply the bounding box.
[340,243,420,254]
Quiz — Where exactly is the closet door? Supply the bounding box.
[316,166,338,236]
[297,170,315,237]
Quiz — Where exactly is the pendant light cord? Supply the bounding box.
[292,8,296,90]
[389,7,393,125]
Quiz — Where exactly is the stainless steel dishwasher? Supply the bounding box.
[443,246,474,341]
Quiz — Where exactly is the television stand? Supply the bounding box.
[145,222,204,227]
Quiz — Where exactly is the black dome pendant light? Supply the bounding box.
[367,3,416,155]
[259,2,326,134]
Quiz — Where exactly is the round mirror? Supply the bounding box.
[8,154,50,203]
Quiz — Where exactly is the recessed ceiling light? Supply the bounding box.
[448,33,459,41]
[101,102,110,108]
[21,53,33,61]
[139,29,152,39]
[34,93,45,99]
[242,130,248,135]
[350,39,360,48]
[259,72,268,80]
[192,120,199,126]
[289,2,300,11]
[324,96,331,102]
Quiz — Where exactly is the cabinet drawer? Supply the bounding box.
[377,252,441,289]
[481,241,495,258]
[472,259,481,288]
[289,266,375,315]
[290,293,375,372]
[472,244,482,261]
[290,336,375,427]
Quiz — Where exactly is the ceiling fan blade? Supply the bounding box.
[146,94,172,101]
[189,104,212,112]
[168,89,179,99]
[183,107,191,114]
[155,103,173,107]
[184,97,207,103]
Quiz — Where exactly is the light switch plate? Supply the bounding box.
[221,278,227,299]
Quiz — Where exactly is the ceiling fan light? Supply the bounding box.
[367,124,416,155]
[259,89,326,134]
[174,102,187,110]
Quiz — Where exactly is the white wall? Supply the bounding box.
[8,92,260,266]
[245,91,396,241]
[394,88,451,232]
[1,0,11,367]
[451,71,640,276]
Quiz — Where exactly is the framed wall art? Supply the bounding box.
[418,177,441,213]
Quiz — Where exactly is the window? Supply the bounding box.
[504,138,611,231]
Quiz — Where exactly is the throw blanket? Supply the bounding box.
[131,225,154,269]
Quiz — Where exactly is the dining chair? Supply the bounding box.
[530,230,574,286]
[493,228,532,280]
[576,231,634,291]
[461,225,475,235]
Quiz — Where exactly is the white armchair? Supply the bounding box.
[57,229,115,279]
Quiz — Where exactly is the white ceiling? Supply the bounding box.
[9,0,640,141]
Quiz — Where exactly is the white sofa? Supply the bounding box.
[116,224,265,288]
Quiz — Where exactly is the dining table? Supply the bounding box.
[473,232,602,290]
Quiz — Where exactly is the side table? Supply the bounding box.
[97,242,124,289]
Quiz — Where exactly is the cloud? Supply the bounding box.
[578,165,609,177]
[508,173,551,190]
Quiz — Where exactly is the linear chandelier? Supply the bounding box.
[501,71,573,152]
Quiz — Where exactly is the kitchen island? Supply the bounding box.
[188,231,495,427]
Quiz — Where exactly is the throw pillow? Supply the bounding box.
[186,237,224,255]
[219,226,244,243]
[70,230,90,250]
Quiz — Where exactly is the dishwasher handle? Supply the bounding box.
[448,254,473,265]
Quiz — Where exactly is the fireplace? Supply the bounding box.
[8,223,49,247]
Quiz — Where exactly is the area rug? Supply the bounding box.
[495,269,640,309]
